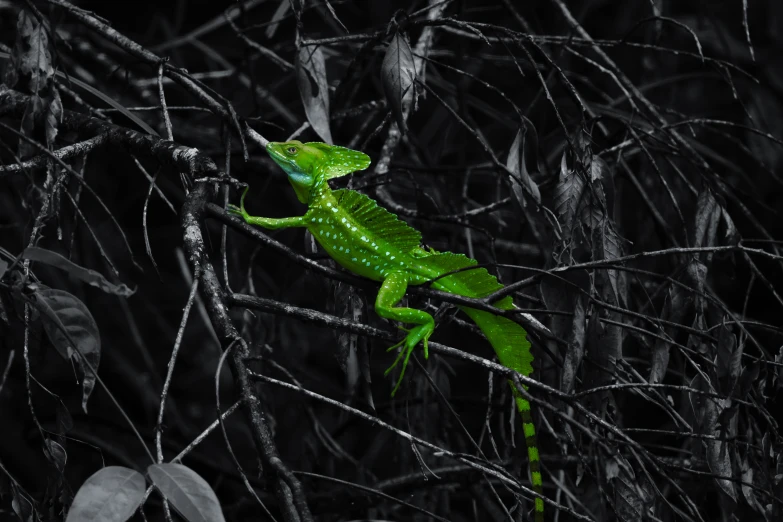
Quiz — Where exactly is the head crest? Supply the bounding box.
[306,143,372,179]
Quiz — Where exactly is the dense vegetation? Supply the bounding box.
[0,1,781,521]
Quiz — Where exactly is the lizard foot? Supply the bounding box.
[384,321,434,397]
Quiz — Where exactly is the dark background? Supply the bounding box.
[0,1,782,521]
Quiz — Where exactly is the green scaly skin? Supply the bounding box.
[229,140,544,521]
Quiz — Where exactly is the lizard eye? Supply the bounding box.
[287,146,298,155]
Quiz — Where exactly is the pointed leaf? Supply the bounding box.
[584,309,622,415]
[8,9,57,157]
[23,247,134,297]
[33,288,101,412]
[590,155,608,181]
[10,9,55,93]
[11,483,33,522]
[44,84,62,147]
[561,294,587,394]
[506,128,541,207]
[591,219,623,306]
[147,463,225,522]
[44,438,67,473]
[296,45,332,143]
[720,206,739,244]
[650,281,692,384]
[57,400,73,434]
[716,322,739,384]
[67,466,145,522]
[740,465,764,513]
[553,151,586,243]
[702,396,738,504]
[381,32,416,134]
[693,189,721,249]
[609,455,645,522]
[542,272,589,394]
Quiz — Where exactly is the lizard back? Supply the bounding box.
[308,189,433,282]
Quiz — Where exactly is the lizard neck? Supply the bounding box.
[307,181,336,210]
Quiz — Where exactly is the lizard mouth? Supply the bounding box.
[266,142,294,168]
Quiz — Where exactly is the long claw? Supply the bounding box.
[384,322,434,396]
[390,341,416,397]
[385,337,406,354]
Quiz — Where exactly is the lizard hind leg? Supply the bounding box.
[375,271,435,396]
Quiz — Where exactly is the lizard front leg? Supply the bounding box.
[228,186,308,229]
[375,271,435,396]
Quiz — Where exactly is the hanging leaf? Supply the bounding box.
[716,322,738,382]
[740,464,764,514]
[719,206,739,245]
[67,466,146,522]
[44,83,62,148]
[553,151,586,246]
[44,438,67,473]
[6,9,61,157]
[381,31,416,134]
[296,44,332,143]
[702,396,738,504]
[11,483,34,522]
[541,273,589,394]
[692,374,738,505]
[561,294,587,394]
[23,247,135,297]
[692,188,721,252]
[33,288,101,412]
[589,218,623,307]
[649,274,694,384]
[147,463,226,522]
[584,309,621,415]
[506,127,541,207]
[606,455,646,522]
[56,400,73,435]
[6,9,55,92]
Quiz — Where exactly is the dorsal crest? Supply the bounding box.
[333,189,421,251]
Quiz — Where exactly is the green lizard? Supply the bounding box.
[229,140,544,521]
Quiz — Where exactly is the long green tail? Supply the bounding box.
[427,253,544,521]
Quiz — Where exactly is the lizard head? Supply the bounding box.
[266,141,371,204]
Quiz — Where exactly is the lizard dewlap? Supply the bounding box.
[229,140,544,522]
